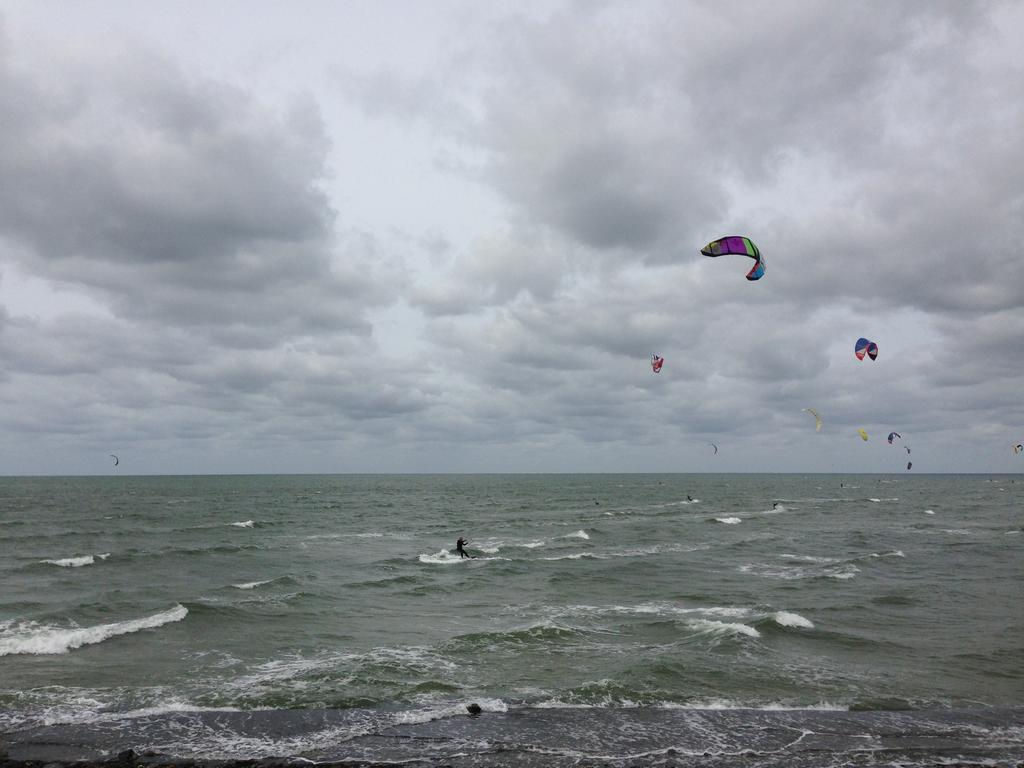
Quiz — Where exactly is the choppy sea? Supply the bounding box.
[1,474,1021,766]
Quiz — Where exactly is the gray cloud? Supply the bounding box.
[342,0,1023,470]
[0,45,390,338]
[1,2,1021,473]
[0,35,435,470]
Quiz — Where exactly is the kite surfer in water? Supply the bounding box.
[455,537,473,559]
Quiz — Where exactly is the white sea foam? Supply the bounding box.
[534,695,846,712]
[417,550,507,564]
[232,579,273,590]
[688,619,760,638]
[738,563,804,580]
[35,701,376,761]
[539,542,709,562]
[362,645,459,670]
[40,554,108,567]
[715,517,742,524]
[0,687,126,729]
[88,701,242,724]
[42,556,93,567]
[773,611,814,629]
[663,699,847,711]
[828,568,859,580]
[534,699,601,709]
[557,602,752,620]
[223,647,456,701]
[924,509,935,514]
[0,605,188,657]
[564,530,590,539]
[418,549,469,564]
[694,606,752,618]
[742,559,859,581]
[781,553,836,564]
[230,520,255,528]
[392,697,508,725]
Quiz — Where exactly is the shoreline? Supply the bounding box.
[3,754,1022,768]
[3,706,1023,768]
[2,748,1022,768]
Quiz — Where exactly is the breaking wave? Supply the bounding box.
[39,554,110,568]
[232,579,274,590]
[771,611,814,629]
[0,605,188,657]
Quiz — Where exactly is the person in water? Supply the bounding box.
[455,537,472,559]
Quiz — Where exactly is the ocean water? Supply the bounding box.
[1,474,1022,766]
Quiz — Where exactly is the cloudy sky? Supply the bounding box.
[1,1,1021,475]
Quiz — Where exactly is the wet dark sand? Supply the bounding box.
[3,706,1024,768]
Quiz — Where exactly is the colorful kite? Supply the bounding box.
[700,236,765,281]
[857,429,869,441]
[803,408,823,432]
[887,432,902,444]
[855,338,879,361]
[651,355,664,373]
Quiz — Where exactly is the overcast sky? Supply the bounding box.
[1,1,1022,475]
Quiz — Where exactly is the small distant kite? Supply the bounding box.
[907,461,913,471]
[906,446,911,454]
[700,236,765,281]
[709,442,719,455]
[857,429,869,442]
[887,432,902,444]
[1014,444,1023,455]
[803,408,823,432]
[109,454,119,467]
[855,338,879,361]
[651,355,664,373]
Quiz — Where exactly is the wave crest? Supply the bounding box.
[0,605,188,657]
[40,554,109,568]
[772,611,814,629]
